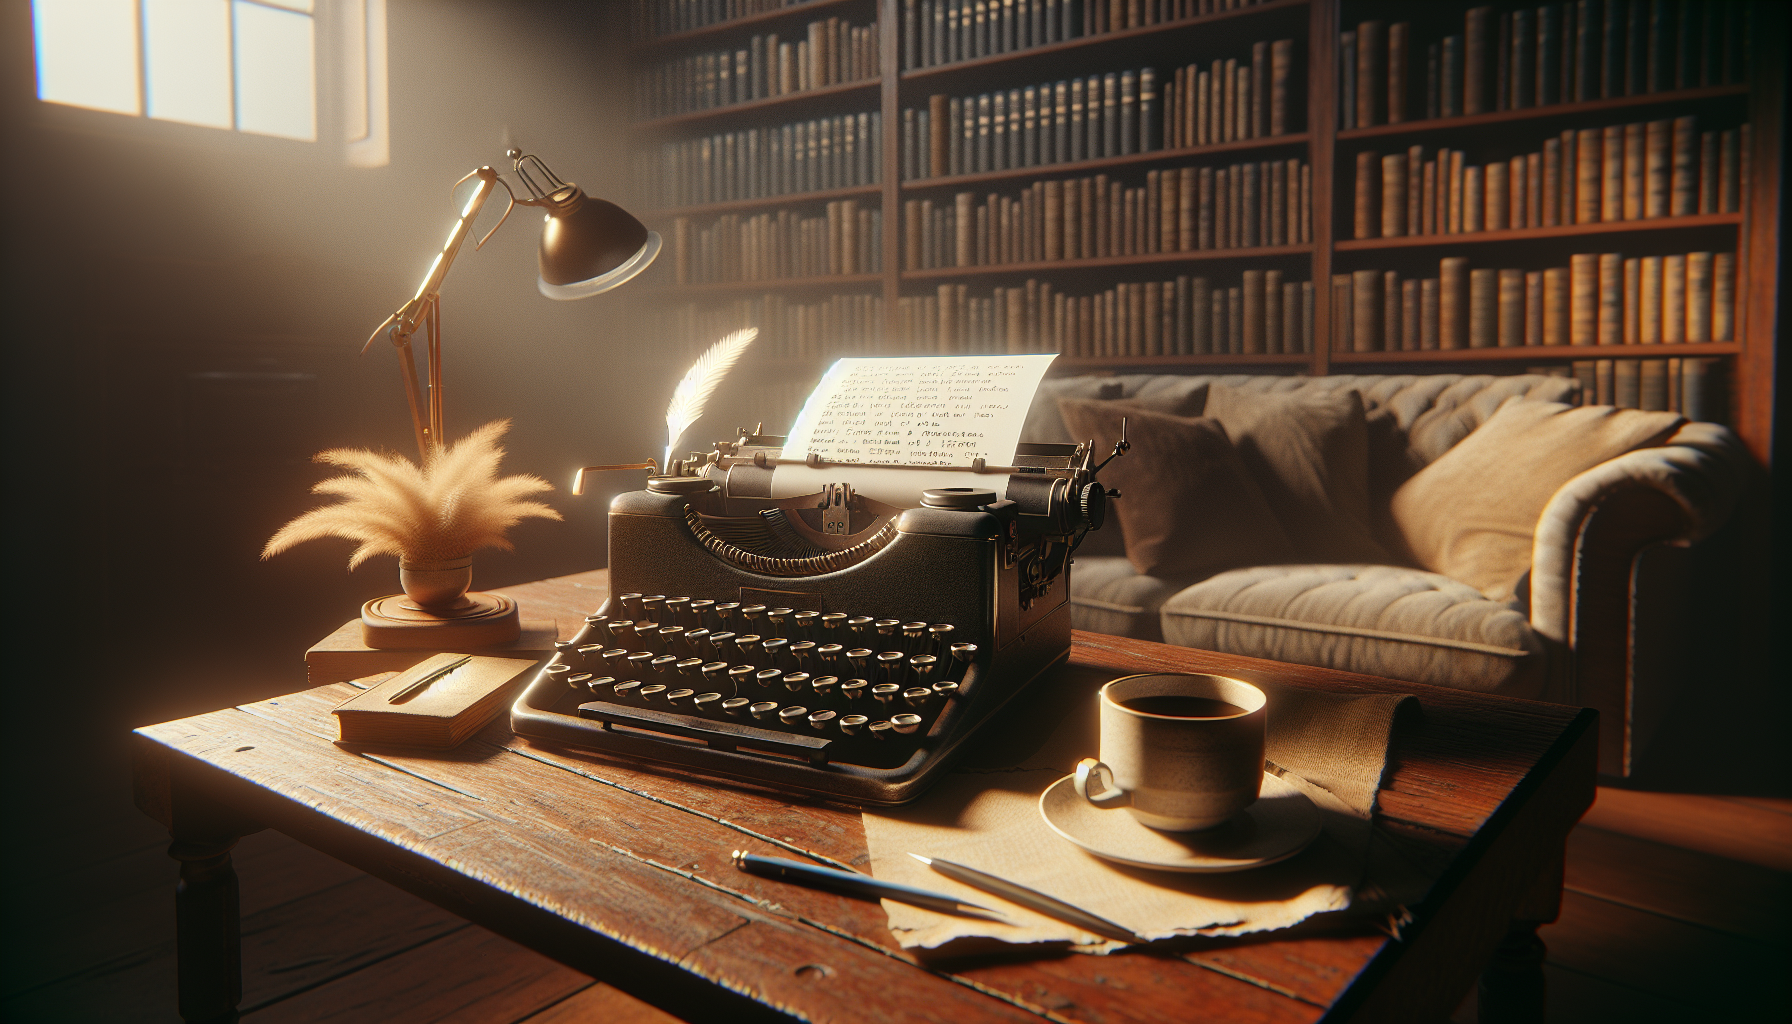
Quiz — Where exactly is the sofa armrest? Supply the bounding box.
[1528,422,1753,773]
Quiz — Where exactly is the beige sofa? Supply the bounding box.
[1028,373,1752,777]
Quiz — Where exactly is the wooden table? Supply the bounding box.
[133,570,1595,1024]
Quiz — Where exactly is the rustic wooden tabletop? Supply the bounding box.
[133,570,1595,1024]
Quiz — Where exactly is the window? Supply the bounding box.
[32,0,387,165]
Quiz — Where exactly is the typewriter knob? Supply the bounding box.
[1079,482,1109,531]
[891,713,924,735]
[874,618,901,637]
[816,642,845,668]
[650,655,680,680]
[700,661,730,686]
[921,487,997,509]
[932,680,960,698]
[910,655,939,686]
[788,640,817,671]
[617,594,644,619]
[876,651,906,687]
[626,652,657,676]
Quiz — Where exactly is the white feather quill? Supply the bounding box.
[664,327,758,466]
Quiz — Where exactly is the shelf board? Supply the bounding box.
[1056,352,1314,367]
[899,133,1310,193]
[901,244,1312,280]
[1331,342,1742,363]
[632,0,870,55]
[635,79,880,133]
[645,273,885,295]
[1336,84,1750,142]
[899,0,1308,85]
[1334,213,1745,251]
[647,184,883,220]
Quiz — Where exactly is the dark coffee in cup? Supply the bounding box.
[1118,695,1247,719]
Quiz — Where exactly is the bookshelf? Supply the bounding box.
[627,0,1781,462]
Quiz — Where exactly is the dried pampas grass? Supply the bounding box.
[262,420,560,569]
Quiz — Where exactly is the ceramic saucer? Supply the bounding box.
[1038,771,1323,873]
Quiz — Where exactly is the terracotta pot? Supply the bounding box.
[399,555,474,610]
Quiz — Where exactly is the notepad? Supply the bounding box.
[332,653,540,748]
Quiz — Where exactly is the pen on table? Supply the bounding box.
[388,655,472,703]
[731,851,1006,921]
[909,853,1141,944]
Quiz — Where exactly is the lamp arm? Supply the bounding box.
[360,167,506,356]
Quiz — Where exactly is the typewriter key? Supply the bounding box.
[552,639,577,660]
[720,697,751,717]
[816,643,845,669]
[728,665,757,691]
[901,622,928,654]
[575,644,605,669]
[755,669,783,691]
[819,612,849,636]
[949,643,978,678]
[714,602,741,626]
[901,687,934,708]
[874,619,901,638]
[544,664,574,687]
[891,713,924,734]
[707,631,737,657]
[876,651,906,687]
[664,596,693,626]
[617,594,644,619]
[676,657,705,680]
[689,599,717,626]
[625,652,657,676]
[927,623,956,656]
[700,661,731,687]
[638,684,668,702]
[640,596,667,620]
[612,680,643,700]
[839,679,869,702]
[787,640,817,672]
[635,623,664,653]
[600,648,631,672]
[739,604,767,624]
[766,607,794,636]
[683,628,711,654]
[932,680,960,698]
[838,714,869,735]
[846,648,874,674]
[807,709,836,730]
[781,671,811,693]
[650,655,680,680]
[665,688,695,707]
[777,706,808,726]
[605,621,634,643]
[749,701,780,720]
[572,614,609,645]
[761,636,790,666]
[791,610,820,638]
[909,655,939,687]
[734,635,762,664]
[847,615,876,637]
[810,675,838,698]
[658,625,686,652]
[692,692,723,714]
[870,683,901,705]
[867,720,894,740]
[587,676,618,695]
[566,673,594,692]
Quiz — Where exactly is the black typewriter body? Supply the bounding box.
[512,432,1119,805]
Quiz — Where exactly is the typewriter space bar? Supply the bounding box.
[576,702,832,766]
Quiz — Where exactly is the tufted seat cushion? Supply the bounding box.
[1066,557,1197,643]
[1158,565,1548,698]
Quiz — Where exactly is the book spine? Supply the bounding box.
[1463,164,1483,232]
[1525,152,1541,229]
[1243,269,1265,354]
[1340,30,1357,129]
[1388,22,1409,124]
[1427,42,1441,120]
[1599,251,1623,345]
[1357,21,1383,128]
[1054,80,1069,164]
[1573,0,1594,101]
[1382,153,1406,237]
[1383,270,1402,350]
[1713,251,1734,341]
[1498,268,1525,347]
[1543,265,1569,346]
[1465,7,1491,114]
[928,94,950,177]
[1718,127,1739,213]
[1440,256,1469,349]
[1468,267,1497,348]
[1400,277,1419,351]
[1355,150,1378,239]
[1486,160,1507,230]
[1625,0,1646,96]
[1442,34,1462,117]
[1686,250,1712,342]
[1525,269,1544,345]
[1663,253,1686,343]
[1538,3,1560,107]
[1601,124,1624,222]
[1495,10,1511,111]
[1250,41,1267,139]
[1102,73,1119,157]
[1600,0,1623,98]
[1420,276,1440,349]
[1271,39,1292,135]
[1570,252,1598,344]
[1642,119,1667,219]
[1141,67,1158,151]
[1510,8,1531,109]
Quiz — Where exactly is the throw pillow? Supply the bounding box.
[1024,377,1209,444]
[1058,399,1295,579]
[1389,398,1685,599]
[1202,384,1389,564]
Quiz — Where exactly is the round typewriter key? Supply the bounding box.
[820,612,848,634]
[781,671,811,693]
[612,680,642,700]
[838,714,869,735]
[891,713,924,734]
[740,604,767,623]
[932,680,960,698]
[846,648,874,674]
[566,672,593,691]
[787,640,817,671]
[657,625,686,651]
[544,664,573,686]
[901,687,934,707]
[707,631,737,656]
[760,636,790,666]
[626,652,656,676]
[574,644,604,668]
[777,706,808,726]
[847,615,875,637]
[876,651,906,687]
[676,657,705,679]
[766,607,794,635]
[728,665,756,691]
[755,669,783,691]
[634,623,664,653]
[816,643,845,668]
[587,675,618,695]
[689,599,716,626]
[810,675,838,698]
[578,613,609,639]
[926,624,956,656]
[867,720,894,740]
[640,595,667,619]
[700,661,731,687]
[552,638,577,658]
[909,654,939,685]
[874,618,900,637]
[871,683,901,704]
[664,596,693,626]
[734,635,762,660]
[749,701,780,720]
[650,655,680,680]
[720,697,750,716]
[901,622,928,653]
[692,692,723,714]
[683,628,712,654]
[840,678,869,702]
[606,620,636,641]
[807,709,837,730]
[638,684,668,702]
[714,602,741,625]
[665,688,695,707]
[617,594,644,618]
[599,648,630,672]
[791,610,820,637]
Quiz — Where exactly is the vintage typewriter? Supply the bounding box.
[511,425,1124,804]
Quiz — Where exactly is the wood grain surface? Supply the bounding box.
[133,570,1596,1024]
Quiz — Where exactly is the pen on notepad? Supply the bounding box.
[388,655,473,703]
[910,853,1140,944]
[731,851,1005,920]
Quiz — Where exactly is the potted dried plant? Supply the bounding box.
[262,420,559,610]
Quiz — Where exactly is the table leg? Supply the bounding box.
[169,837,243,1024]
[1476,848,1565,1024]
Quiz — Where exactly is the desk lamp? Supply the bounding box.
[351,148,660,648]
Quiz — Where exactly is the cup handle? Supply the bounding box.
[1074,757,1130,808]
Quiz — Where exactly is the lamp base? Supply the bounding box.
[360,591,522,650]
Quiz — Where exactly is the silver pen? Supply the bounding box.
[732,851,1005,920]
[909,853,1140,944]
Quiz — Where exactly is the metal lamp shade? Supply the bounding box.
[536,194,661,300]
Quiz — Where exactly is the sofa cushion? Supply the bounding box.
[1066,557,1196,642]
[1159,565,1547,697]
[1058,399,1295,578]
[1025,376,1210,444]
[1203,384,1388,564]
[1390,399,1685,600]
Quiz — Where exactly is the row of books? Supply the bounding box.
[1332,249,1736,353]
[635,18,880,119]
[641,112,883,209]
[1341,1,1754,130]
[633,0,822,40]
[1160,40,1297,149]
[901,0,1079,70]
[899,271,1315,357]
[668,203,886,284]
[665,293,887,361]
[902,157,1311,270]
[1352,117,1750,239]
[1569,357,1719,419]
[906,70,1158,180]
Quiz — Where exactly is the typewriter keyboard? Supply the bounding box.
[545,594,978,761]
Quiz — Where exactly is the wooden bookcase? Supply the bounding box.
[627,0,1780,463]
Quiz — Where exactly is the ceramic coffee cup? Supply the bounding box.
[1073,673,1267,832]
